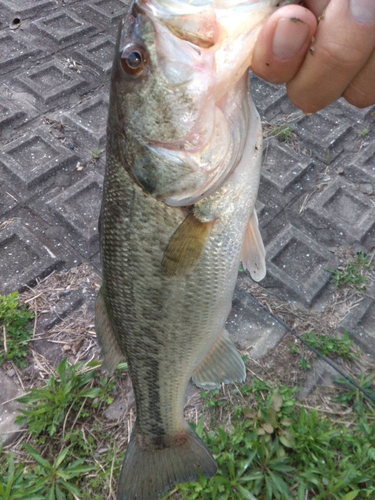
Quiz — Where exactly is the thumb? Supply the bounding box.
[251,5,317,84]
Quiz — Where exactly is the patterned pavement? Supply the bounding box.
[0,0,374,421]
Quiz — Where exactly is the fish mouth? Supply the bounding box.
[277,0,300,5]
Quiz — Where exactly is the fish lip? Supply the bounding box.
[276,0,299,5]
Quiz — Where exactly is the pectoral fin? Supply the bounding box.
[162,212,214,277]
[241,210,266,282]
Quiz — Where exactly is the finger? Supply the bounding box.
[287,0,375,113]
[343,49,375,108]
[303,0,330,18]
[251,6,317,84]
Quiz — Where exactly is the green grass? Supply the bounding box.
[358,127,369,138]
[3,358,126,499]
[91,144,101,159]
[1,360,374,500]
[289,330,358,371]
[269,125,295,143]
[302,330,357,360]
[15,359,115,437]
[171,380,375,500]
[0,445,93,500]
[0,287,372,500]
[0,292,34,367]
[326,252,372,292]
[325,149,331,165]
[299,358,311,370]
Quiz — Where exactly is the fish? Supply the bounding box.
[95,1,288,498]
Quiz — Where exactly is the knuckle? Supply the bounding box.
[318,39,367,70]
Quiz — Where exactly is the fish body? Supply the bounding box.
[96,1,282,498]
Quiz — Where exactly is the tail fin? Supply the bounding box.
[117,425,217,500]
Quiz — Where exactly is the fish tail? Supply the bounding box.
[117,424,217,500]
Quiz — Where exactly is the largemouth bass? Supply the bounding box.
[96,1,286,498]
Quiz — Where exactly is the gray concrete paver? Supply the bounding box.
[0,219,65,295]
[0,368,25,447]
[0,0,374,442]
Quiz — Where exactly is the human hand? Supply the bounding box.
[252,0,375,113]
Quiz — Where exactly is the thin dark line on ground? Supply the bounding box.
[248,291,375,405]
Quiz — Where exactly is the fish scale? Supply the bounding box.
[102,153,242,434]
[95,0,279,497]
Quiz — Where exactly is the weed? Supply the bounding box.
[15,359,104,437]
[168,380,375,500]
[358,127,369,138]
[289,342,300,355]
[269,124,294,143]
[0,292,34,367]
[0,453,40,499]
[299,358,312,370]
[326,252,372,292]
[325,148,331,165]
[201,390,223,410]
[91,144,101,159]
[334,372,375,412]
[0,445,92,499]
[302,330,357,360]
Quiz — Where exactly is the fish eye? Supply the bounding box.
[120,45,146,76]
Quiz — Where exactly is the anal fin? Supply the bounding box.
[95,287,125,374]
[241,209,266,282]
[192,329,246,390]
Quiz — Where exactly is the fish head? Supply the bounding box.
[111,0,215,146]
[109,0,285,204]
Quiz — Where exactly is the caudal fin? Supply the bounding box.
[117,425,217,500]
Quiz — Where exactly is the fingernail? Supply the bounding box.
[350,0,375,23]
[273,18,310,60]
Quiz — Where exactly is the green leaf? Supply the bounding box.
[87,360,102,368]
[268,471,290,497]
[235,485,258,500]
[239,472,264,483]
[280,418,293,427]
[116,362,129,370]
[298,482,306,500]
[55,485,66,500]
[196,415,205,438]
[237,451,257,476]
[279,430,295,449]
[59,481,81,496]
[76,387,101,399]
[263,423,274,434]
[342,491,360,500]
[57,359,68,382]
[24,444,52,471]
[4,454,15,498]
[272,392,283,412]
[265,475,274,500]
[61,465,93,477]
[54,447,71,469]
[47,484,55,500]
